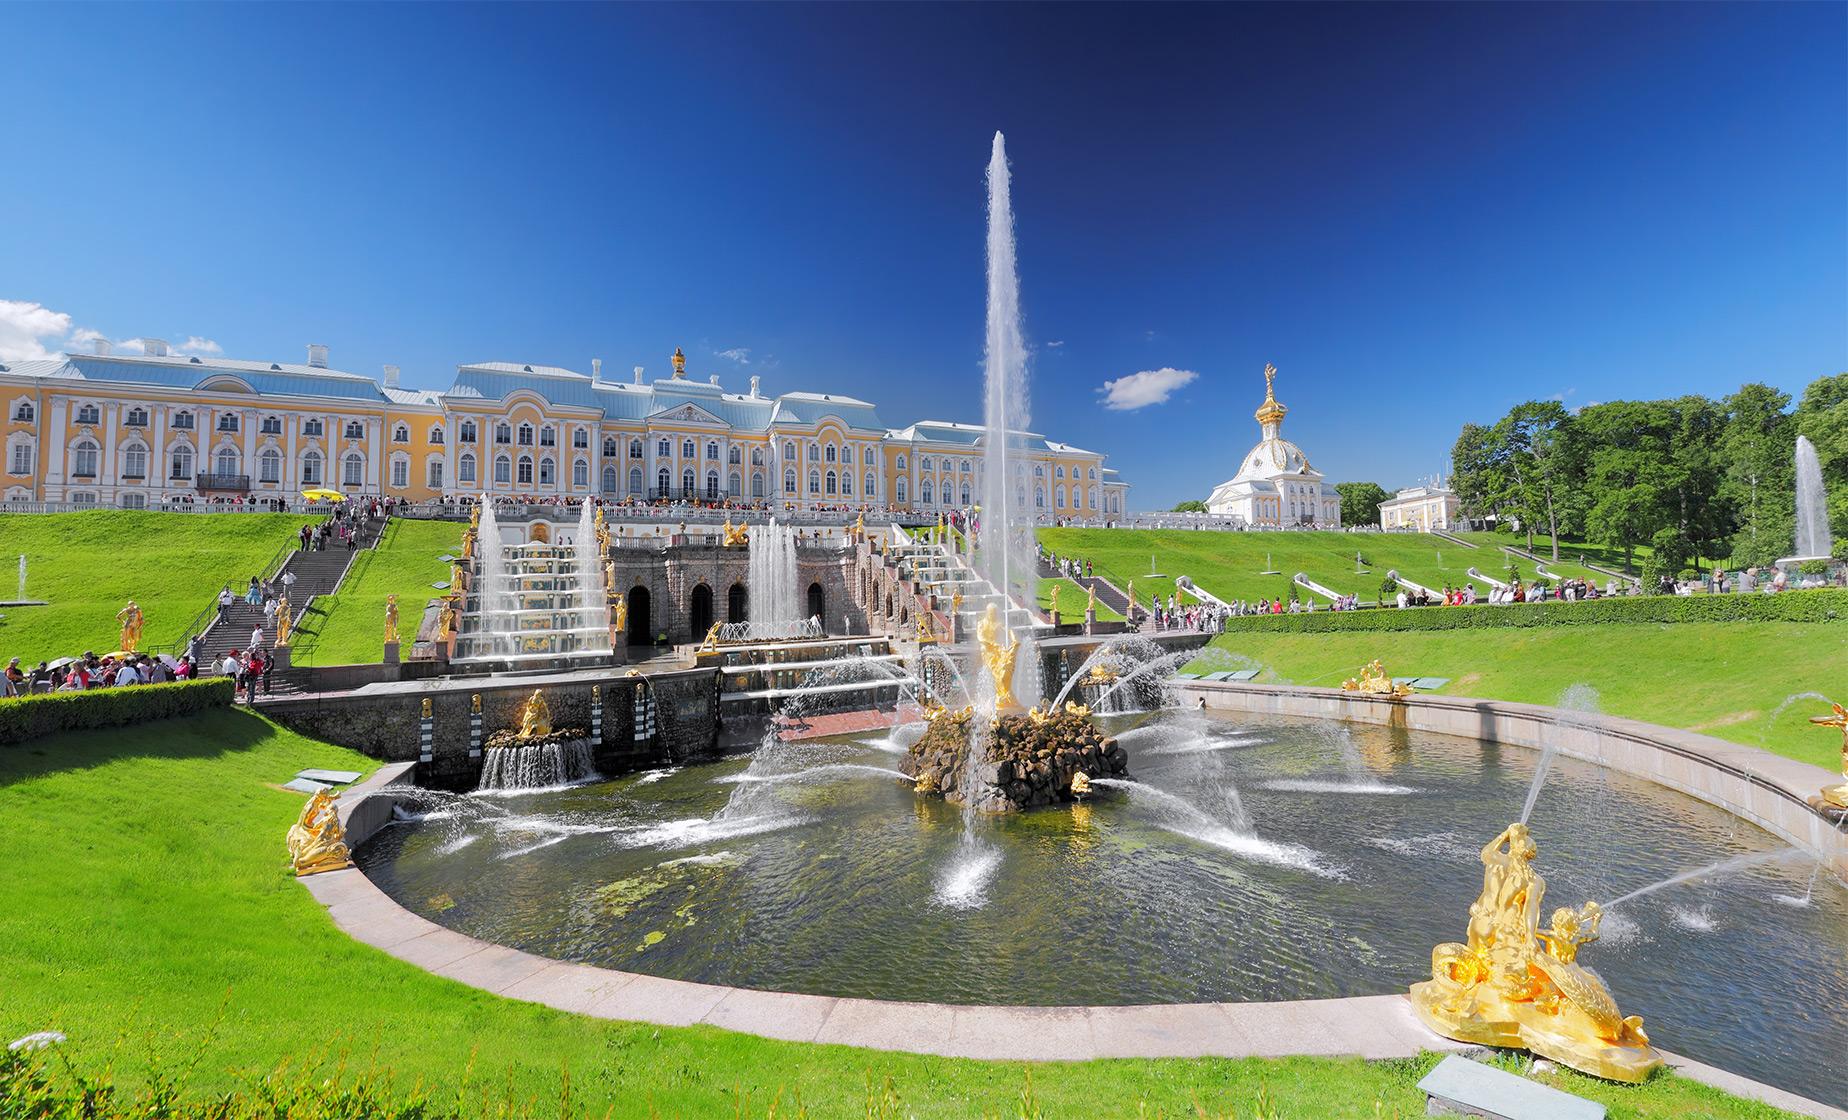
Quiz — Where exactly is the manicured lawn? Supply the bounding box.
[0,711,1795,1117]
[0,511,315,661]
[1039,528,1493,608]
[1197,622,1846,771]
[1037,576,1123,622]
[288,519,462,666]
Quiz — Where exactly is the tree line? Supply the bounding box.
[1450,372,1848,572]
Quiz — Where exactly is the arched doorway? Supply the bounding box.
[626,586,652,647]
[727,582,748,623]
[807,582,825,622]
[689,584,713,639]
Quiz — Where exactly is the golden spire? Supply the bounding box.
[1254,362,1287,426]
[671,347,687,378]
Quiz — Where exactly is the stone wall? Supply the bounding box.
[607,544,866,645]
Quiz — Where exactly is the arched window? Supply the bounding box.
[841,472,853,496]
[961,458,971,473]
[681,468,694,496]
[169,444,195,479]
[1034,464,1044,477]
[9,439,33,475]
[125,407,148,428]
[896,478,907,502]
[752,472,765,498]
[299,450,320,485]
[658,438,671,457]
[807,469,820,495]
[539,426,555,447]
[961,484,971,505]
[1016,484,1026,506]
[1055,487,1066,508]
[1088,468,1097,480]
[172,411,195,430]
[656,468,670,496]
[603,438,618,457]
[390,457,409,488]
[920,456,932,471]
[213,446,238,476]
[706,470,720,499]
[123,444,148,479]
[601,465,617,492]
[825,470,837,495]
[393,424,409,443]
[783,441,796,460]
[728,446,742,464]
[495,423,512,445]
[459,420,477,443]
[629,439,643,459]
[495,455,512,484]
[259,449,281,483]
[825,444,837,463]
[808,442,820,461]
[517,423,534,447]
[682,439,695,459]
[1035,486,1046,509]
[750,447,764,466]
[217,413,240,433]
[572,428,588,449]
[706,441,719,460]
[344,420,364,439]
[866,472,877,497]
[728,471,741,496]
[430,425,445,445]
[628,467,643,495]
[573,459,588,488]
[896,453,907,470]
[784,469,796,495]
[459,454,476,484]
[12,400,34,422]
[1089,486,1099,508]
[76,404,100,425]
[517,456,534,485]
[921,479,933,504]
[342,453,364,487]
[538,458,554,486]
[428,459,444,488]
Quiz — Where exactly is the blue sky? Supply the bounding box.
[3,3,1842,507]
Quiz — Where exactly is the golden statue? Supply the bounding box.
[1027,704,1052,726]
[451,563,467,592]
[1069,771,1092,797]
[698,622,722,653]
[1063,701,1091,720]
[916,610,937,645]
[1341,659,1412,697]
[1410,823,1660,1083]
[461,530,475,561]
[1086,583,1097,614]
[285,789,352,877]
[382,595,400,645]
[594,505,606,530]
[612,594,628,634]
[603,559,616,591]
[517,690,552,739]
[951,591,963,616]
[1812,702,1848,809]
[274,596,292,647]
[721,519,750,548]
[116,600,144,652]
[1125,580,1134,610]
[1085,663,1119,687]
[852,513,865,542]
[1049,584,1060,616]
[435,597,456,641]
[530,521,550,544]
[469,502,481,529]
[671,346,687,378]
[977,603,1021,710]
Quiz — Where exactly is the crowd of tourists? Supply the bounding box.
[3,650,202,696]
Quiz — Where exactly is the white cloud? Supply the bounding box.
[1097,366,1198,411]
[177,336,222,355]
[1045,339,1064,348]
[0,300,74,361]
[715,347,751,365]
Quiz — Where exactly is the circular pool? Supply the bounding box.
[358,710,1848,1104]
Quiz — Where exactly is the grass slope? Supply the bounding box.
[1199,623,1845,771]
[1036,576,1123,622]
[0,511,314,660]
[289,519,462,666]
[0,712,1794,1118]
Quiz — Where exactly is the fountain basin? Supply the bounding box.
[901,706,1127,811]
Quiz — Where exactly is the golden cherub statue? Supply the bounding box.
[274,596,292,647]
[382,594,400,645]
[976,603,1021,710]
[1341,659,1412,697]
[1410,822,1660,1083]
[286,789,352,877]
[1812,702,1848,809]
[517,690,552,739]
[116,600,144,652]
[721,519,750,548]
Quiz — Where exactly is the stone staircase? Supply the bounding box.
[1037,557,1135,619]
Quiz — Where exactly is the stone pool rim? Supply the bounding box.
[309,688,1848,1120]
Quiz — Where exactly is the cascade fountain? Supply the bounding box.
[454,498,613,665]
[476,689,599,791]
[1788,434,1835,563]
[738,519,804,640]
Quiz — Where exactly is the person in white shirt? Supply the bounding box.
[250,626,264,650]
[222,653,242,679]
[113,662,140,687]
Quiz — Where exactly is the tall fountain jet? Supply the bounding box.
[1793,435,1834,561]
[977,131,1035,705]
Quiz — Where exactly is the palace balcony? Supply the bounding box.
[196,472,251,492]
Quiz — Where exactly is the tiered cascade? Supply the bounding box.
[454,502,612,666]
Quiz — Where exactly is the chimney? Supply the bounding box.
[138,338,168,357]
[633,365,644,385]
[93,338,113,356]
[382,364,401,388]
[307,343,329,368]
[749,375,761,398]
[592,358,602,380]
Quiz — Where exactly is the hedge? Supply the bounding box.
[1216,588,1848,635]
[0,678,236,745]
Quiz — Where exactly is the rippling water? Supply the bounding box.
[358,710,1848,1105]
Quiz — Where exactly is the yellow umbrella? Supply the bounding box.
[300,488,346,502]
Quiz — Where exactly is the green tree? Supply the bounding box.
[1719,382,1794,568]
[1334,482,1390,528]
[1795,372,1848,542]
[1575,400,1675,568]
[1450,422,1511,526]
[1494,401,1584,558]
[1171,499,1207,512]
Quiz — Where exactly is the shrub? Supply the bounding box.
[1834,539,1848,562]
[1216,588,1848,635]
[0,678,234,745]
[1799,559,1829,576]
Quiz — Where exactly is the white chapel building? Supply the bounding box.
[1206,363,1342,527]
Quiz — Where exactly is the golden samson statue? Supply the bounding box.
[517,689,552,739]
[1410,822,1660,1082]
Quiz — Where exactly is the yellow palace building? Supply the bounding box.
[0,340,1129,515]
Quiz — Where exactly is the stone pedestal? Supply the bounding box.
[610,641,629,666]
[270,645,292,670]
[382,640,400,666]
[1084,609,1098,635]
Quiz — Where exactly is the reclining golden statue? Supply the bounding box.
[1341,659,1412,697]
[1812,702,1848,809]
[286,789,352,877]
[1410,822,1660,1082]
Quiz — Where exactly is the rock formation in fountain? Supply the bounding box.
[900,704,1128,812]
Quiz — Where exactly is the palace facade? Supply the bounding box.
[0,341,1129,515]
